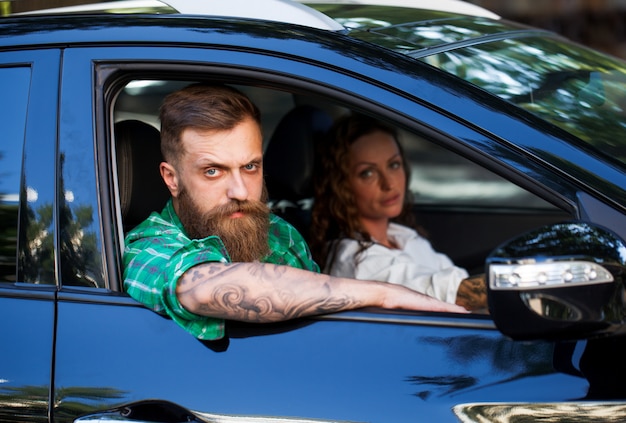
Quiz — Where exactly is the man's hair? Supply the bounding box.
[159,83,261,165]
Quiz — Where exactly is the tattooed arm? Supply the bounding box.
[176,261,467,323]
[455,274,488,312]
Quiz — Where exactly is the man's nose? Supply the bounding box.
[227,171,249,201]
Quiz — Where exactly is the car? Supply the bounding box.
[1,0,626,422]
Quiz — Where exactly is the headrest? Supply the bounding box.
[115,120,170,232]
[264,105,332,202]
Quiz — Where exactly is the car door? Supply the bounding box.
[52,28,626,422]
[0,49,60,422]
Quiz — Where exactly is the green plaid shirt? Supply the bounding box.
[123,199,319,340]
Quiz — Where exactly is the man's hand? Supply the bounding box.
[455,274,488,312]
[376,281,469,313]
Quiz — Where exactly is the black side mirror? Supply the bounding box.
[487,221,626,340]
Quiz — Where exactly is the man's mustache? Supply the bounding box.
[208,199,270,218]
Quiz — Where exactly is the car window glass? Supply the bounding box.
[400,130,557,209]
[420,36,626,171]
[0,66,30,282]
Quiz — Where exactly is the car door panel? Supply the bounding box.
[51,43,624,423]
[0,49,60,422]
[54,298,590,422]
[0,292,55,423]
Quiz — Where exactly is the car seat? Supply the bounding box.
[264,105,333,239]
[115,119,170,233]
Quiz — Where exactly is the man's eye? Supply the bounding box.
[206,168,218,176]
[244,163,258,171]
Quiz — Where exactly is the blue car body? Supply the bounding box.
[1,4,626,422]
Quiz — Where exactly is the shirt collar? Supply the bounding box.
[162,198,186,232]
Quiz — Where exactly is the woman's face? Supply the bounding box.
[347,129,406,225]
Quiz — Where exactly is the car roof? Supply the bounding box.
[3,0,513,55]
[300,0,500,20]
[9,0,499,30]
[9,0,344,30]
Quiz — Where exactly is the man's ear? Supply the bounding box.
[160,162,180,197]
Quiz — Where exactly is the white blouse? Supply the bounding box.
[325,223,467,303]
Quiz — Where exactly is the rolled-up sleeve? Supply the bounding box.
[124,216,230,340]
[158,237,230,340]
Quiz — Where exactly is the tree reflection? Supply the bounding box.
[57,153,103,287]
[406,335,558,399]
[0,384,127,422]
[53,386,128,420]
[0,384,48,423]
[455,402,626,423]
[491,222,626,264]
[424,35,626,167]
[0,150,18,282]
[0,203,17,282]
[18,154,102,287]
[19,185,54,283]
[335,12,626,168]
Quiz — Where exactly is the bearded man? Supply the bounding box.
[123,83,465,341]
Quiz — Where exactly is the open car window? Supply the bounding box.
[112,77,573,281]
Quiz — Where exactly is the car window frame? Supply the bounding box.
[0,49,60,289]
[0,65,30,284]
[85,46,583,310]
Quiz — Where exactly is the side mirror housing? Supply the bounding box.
[487,222,626,340]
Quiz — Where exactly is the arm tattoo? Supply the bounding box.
[455,275,488,312]
[179,262,359,323]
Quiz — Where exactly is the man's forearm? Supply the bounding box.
[176,262,366,322]
[177,262,468,322]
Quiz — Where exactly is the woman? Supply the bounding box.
[311,113,486,310]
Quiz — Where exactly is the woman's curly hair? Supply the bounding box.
[310,113,416,269]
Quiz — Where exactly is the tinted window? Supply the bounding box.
[0,66,30,282]
[400,130,557,209]
[421,36,626,170]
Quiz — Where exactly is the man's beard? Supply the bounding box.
[176,187,271,262]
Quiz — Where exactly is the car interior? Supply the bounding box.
[113,78,572,278]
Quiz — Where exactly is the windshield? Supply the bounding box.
[307,4,626,170]
[417,34,626,169]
